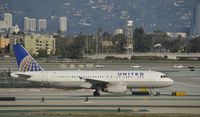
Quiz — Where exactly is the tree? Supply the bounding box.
[55,46,66,58]
[4,44,10,53]
[113,34,126,53]
[102,31,111,40]
[134,27,152,52]
[37,49,48,58]
[170,37,182,52]
[65,33,86,59]
[57,29,62,36]
[161,35,186,52]
[187,37,200,52]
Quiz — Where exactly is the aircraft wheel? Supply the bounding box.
[93,91,100,96]
[149,92,154,97]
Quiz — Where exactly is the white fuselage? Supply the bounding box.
[20,70,174,89]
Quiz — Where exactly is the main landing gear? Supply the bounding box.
[93,89,100,96]
[149,89,160,96]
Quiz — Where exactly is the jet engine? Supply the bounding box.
[80,82,92,88]
[103,85,127,93]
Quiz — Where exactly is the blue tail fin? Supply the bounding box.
[13,44,44,72]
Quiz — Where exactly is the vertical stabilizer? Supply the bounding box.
[13,44,44,72]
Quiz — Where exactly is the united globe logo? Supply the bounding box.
[19,55,43,72]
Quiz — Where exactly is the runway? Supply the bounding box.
[0,86,200,114]
[0,61,200,115]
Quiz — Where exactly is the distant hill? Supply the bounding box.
[0,0,199,34]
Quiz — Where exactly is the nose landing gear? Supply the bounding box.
[93,89,100,96]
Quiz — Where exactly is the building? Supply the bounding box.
[0,36,10,48]
[0,21,5,30]
[24,34,55,55]
[0,13,13,30]
[24,17,36,32]
[24,17,29,32]
[29,18,36,32]
[114,29,124,35]
[38,19,47,32]
[167,32,187,38]
[59,17,67,32]
[191,4,200,36]
[9,25,20,34]
[4,13,13,29]
[0,35,10,53]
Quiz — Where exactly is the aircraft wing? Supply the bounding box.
[79,76,108,89]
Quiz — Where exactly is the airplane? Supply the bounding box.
[11,44,174,96]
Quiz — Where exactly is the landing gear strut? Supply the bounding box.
[93,89,100,96]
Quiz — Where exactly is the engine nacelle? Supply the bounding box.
[80,82,92,88]
[103,85,127,93]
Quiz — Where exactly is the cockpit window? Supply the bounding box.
[161,75,167,78]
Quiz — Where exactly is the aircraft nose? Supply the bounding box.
[168,78,174,86]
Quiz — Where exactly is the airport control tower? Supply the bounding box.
[126,20,134,54]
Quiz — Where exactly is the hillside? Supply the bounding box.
[0,0,199,34]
